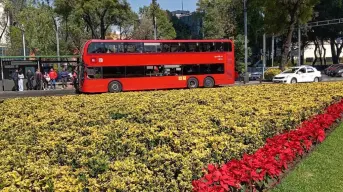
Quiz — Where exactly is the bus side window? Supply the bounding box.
[170,43,180,52]
[144,43,161,53]
[211,64,225,74]
[183,64,200,75]
[200,43,212,52]
[162,43,171,52]
[187,43,199,52]
[124,43,143,53]
[165,65,182,76]
[215,43,224,52]
[105,43,116,53]
[126,66,145,77]
[86,67,102,79]
[179,43,186,52]
[145,66,160,76]
[103,67,125,78]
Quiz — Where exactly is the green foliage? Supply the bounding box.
[133,3,176,40]
[264,68,282,80]
[261,0,320,69]
[197,0,237,39]
[234,34,252,66]
[262,0,320,35]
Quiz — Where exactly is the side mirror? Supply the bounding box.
[297,71,303,74]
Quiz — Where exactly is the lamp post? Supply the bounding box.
[298,24,301,66]
[55,17,60,61]
[272,34,275,67]
[54,17,61,71]
[260,11,266,80]
[243,0,249,84]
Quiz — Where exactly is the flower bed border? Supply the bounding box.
[192,99,343,192]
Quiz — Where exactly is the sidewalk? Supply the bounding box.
[0,89,76,100]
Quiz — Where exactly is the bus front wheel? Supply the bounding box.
[204,77,215,88]
[187,77,199,89]
[108,81,122,93]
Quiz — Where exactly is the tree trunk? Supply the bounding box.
[281,23,296,70]
[100,19,106,39]
[313,41,318,66]
[330,37,338,64]
[335,42,343,64]
[318,41,323,65]
[321,38,326,65]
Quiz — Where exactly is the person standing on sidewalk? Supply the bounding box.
[60,68,69,89]
[11,69,19,91]
[49,68,57,90]
[43,72,50,90]
[26,69,34,90]
[18,69,25,92]
[35,69,43,90]
[72,69,78,90]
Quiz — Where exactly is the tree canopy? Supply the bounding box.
[133,2,176,40]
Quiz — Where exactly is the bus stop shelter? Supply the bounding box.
[0,56,80,91]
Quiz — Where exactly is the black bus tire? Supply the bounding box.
[187,77,199,89]
[204,76,215,88]
[108,81,122,93]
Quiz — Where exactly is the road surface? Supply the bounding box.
[0,75,341,100]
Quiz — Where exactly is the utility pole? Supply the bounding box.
[154,16,157,40]
[298,24,301,66]
[22,26,26,60]
[272,34,275,67]
[55,17,60,63]
[261,11,266,80]
[152,0,157,40]
[243,0,249,83]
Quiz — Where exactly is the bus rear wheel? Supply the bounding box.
[108,81,122,93]
[187,77,199,89]
[204,77,215,88]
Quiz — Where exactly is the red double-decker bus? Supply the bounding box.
[78,39,235,93]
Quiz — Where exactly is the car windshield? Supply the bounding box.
[283,68,299,74]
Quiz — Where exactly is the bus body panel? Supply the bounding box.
[79,39,235,93]
[81,74,234,93]
[85,52,233,66]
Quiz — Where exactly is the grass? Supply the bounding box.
[272,124,343,192]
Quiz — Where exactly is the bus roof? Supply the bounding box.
[87,39,233,43]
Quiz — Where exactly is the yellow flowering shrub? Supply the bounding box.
[1,82,343,191]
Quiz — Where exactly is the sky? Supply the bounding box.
[127,0,198,12]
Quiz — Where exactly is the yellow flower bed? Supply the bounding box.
[1,82,343,191]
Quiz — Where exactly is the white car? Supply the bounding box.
[273,65,322,84]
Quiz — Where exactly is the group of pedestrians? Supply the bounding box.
[12,67,78,92]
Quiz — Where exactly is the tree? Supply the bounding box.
[197,0,237,39]
[310,0,343,64]
[0,0,10,45]
[198,0,265,64]
[262,0,320,70]
[116,9,138,39]
[56,0,133,39]
[6,1,57,55]
[133,3,176,40]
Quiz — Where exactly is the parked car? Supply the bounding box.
[331,65,343,77]
[273,65,321,84]
[326,64,342,76]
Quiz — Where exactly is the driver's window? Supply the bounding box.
[299,68,306,73]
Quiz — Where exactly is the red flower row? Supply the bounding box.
[192,100,343,192]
